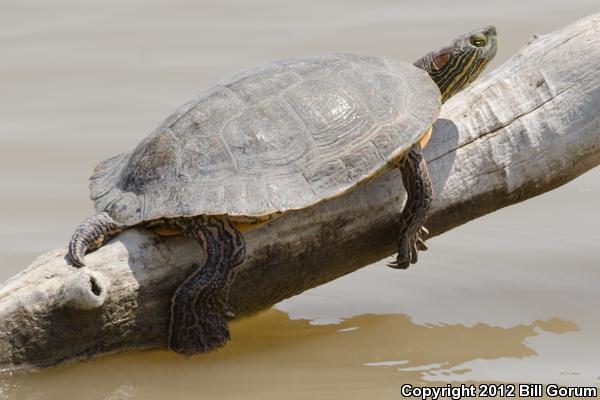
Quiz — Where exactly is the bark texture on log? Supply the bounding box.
[1,14,600,370]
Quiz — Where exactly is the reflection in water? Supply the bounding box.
[0,310,579,400]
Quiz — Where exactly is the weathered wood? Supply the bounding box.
[1,14,599,370]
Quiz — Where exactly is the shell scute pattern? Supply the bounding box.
[223,182,251,215]
[340,140,385,181]
[121,129,179,192]
[336,53,389,71]
[107,191,143,226]
[89,55,441,224]
[169,87,243,138]
[338,69,391,124]
[178,135,237,182]
[371,124,415,160]
[282,78,378,151]
[278,56,353,80]
[356,71,411,124]
[224,64,302,105]
[304,158,354,199]
[264,174,318,211]
[89,153,127,201]
[221,99,317,173]
[385,58,442,124]
[177,182,227,217]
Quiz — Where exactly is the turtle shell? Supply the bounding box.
[90,54,441,225]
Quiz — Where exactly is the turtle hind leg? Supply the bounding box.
[388,144,433,269]
[68,212,128,267]
[166,216,246,355]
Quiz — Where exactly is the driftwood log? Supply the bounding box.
[1,14,600,370]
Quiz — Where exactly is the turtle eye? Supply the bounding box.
[470,33,488,47]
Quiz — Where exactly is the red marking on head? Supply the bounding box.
[432,50,452,70]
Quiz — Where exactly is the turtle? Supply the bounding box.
[68,26,497,355]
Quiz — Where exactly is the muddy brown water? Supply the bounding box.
[1,1,599,399]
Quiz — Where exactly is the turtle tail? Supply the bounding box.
[68,212,127,267]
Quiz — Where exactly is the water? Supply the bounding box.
[1,0,599,398]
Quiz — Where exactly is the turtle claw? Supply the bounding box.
[387,259,410,270]
[387,226,429,270]
[416,238,428,251]
[411,242,419,263]
[387,236,411,270]
[415,226,429,253]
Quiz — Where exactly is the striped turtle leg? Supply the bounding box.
[167,216,246,355]
[388,144,433,269]
[68,212,128,268]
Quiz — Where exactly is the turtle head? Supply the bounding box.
[415,26,498,103]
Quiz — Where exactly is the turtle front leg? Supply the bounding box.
[388,143,433,269]
[165,216,246,354]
